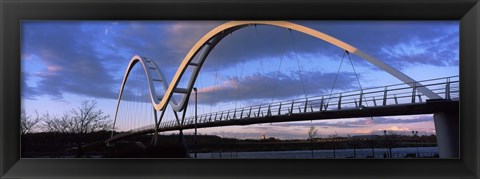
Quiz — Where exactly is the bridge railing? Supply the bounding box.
[126,76,458,132]
[178,76,458,127]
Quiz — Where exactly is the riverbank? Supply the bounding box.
[194,147,439,159]
[22,132,437,158]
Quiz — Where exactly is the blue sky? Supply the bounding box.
[21,21,459,139]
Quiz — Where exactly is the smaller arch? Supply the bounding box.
[111,55,178,137]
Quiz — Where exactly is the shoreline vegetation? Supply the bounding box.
[21,99,438,158]
[22,131,437,158]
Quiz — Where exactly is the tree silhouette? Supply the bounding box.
[370,133,376,158]
[21,109,42,135]
[307,126,318,158]
[41,100,111,157]
[42,112,70,133]
[21,109,42,157]
[329,133,339,158]
[383,130,399,158]
[347,134,359,158]
[42,100,111,134]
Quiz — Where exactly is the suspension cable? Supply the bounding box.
[135,67,140,130]
[326,50,347,106]
[142,68,147,128]
[234,29,248,109]
[235,61,245,109]
[253,25,269,105]
[346,51,363,90]
[199,61,205,114]
[346,51,373,120]
[133,68,137,129]
[346,50,368,107]
[209,50,219,114]
[289,29,307,98]
[270,28,290,103]
[254,25,265,75]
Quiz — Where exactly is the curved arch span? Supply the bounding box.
[157,21,440,111]
[113,55,180,133]
[114,21,441,131]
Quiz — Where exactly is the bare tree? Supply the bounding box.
[347,134,359,158]
[21,109,42,135]
[41,100,111,158]
[42,100,112,134]
[307,126,318,158]
[370,133,376,158]
[329,133,339,158]
[69,100,111,134]
[383,130,399,158]
[42,112,72,133]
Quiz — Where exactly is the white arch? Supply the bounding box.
[114,21,441,132]
[112,55,178,134]
[157,21,440,111]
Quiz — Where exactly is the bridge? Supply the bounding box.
[107,21,460,158]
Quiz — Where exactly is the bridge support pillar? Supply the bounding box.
[433,110,459,158]
[179,130,190,158]
[151,132,158,146]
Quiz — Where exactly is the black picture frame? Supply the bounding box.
[1,0,479,178]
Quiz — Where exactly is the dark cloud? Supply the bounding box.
[163,21,459,77]
[180,21,459,72]
[22,22,120,99]
[196,71,359,105]
[22,21,458,102]
[379,32,458,68]
[21,72,37,100]
[110,21,222,73]
[295,21,459,68]
[203,25,327,71]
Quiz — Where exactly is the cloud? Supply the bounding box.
[370,116,433,124]
[376,126,411,132]
[143,20,459,89]
[195,70,358,105]
[272,115,433,128]
[21,72,37,100]
[109,21,221,73]
[22,22,123,100]
[296,21,459,69]
[380,32,458,67]
[195,115,434,138]
[201,125,310,139]
[22,21,459,103]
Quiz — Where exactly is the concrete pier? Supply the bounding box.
[433,110,459,158]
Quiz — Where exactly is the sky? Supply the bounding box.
[21,21,459,139]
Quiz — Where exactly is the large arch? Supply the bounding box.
[114,21,441,130]
[157,21,440,111]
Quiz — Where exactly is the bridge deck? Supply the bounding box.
[107,99,458,143]
[108,76,459,143]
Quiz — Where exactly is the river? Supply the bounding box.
[193,147,438,159]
